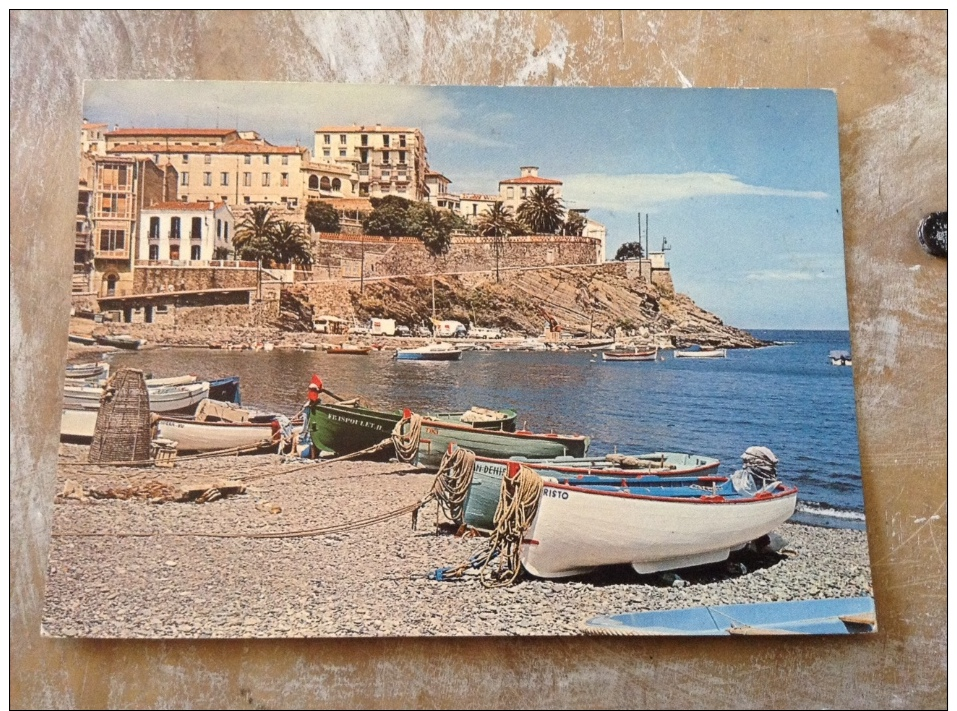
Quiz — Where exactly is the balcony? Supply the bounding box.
[168,232,181,241]
[97,249,129,260]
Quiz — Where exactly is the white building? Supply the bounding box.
[138,201,234,262]
[498,166,563,215]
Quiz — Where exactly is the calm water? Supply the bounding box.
[110,330,864,529]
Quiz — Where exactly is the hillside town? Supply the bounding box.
[72,119,759,350]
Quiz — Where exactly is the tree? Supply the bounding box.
[234,205,279,262]
[213,246,231,260]
[477,201,520,281]
[305,200,341,233]
[271,220,314,267]
[517,185,565,235]
[614,242,644,261]
[563,210,586,237]
[362,195,416,237]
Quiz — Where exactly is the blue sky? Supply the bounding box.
[85,82,849,330]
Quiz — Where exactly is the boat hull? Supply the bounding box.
[63,381,210,415]
[395,350,462,361]
[155,417,277,453]
[674,349,727,358]
[602,349,657,362]
[582,597,876,636]
[463,453,722,530]
[521,481,797,578]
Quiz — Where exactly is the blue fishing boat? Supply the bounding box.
[208,376,241,404]
[582,597,876,636]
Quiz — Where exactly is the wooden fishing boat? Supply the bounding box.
[144,374,197,387]
[64,361,110,380]
[96,334,144,350]
[154,416,280,453]
[395,343,462,361]
[601,348,658,362]
[460,451,721,530]
[208,375,241,404]
[326,344,372,355]
[517,470,797,578]
[674,346,727,359]
[307,403,521,458]
[582,596,876,636]
[63,380,210,414]
[394,413,590,469]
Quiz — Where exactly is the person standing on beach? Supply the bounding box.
[300,374,324,459]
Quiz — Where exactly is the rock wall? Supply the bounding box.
[133,265,259,293]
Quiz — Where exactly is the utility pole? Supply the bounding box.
[359,233,365,293]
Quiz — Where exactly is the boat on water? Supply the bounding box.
[458,450,722,531]
[601,347,658,362]
[307,402,520,458]
[395,342,463,361]
[96,334,144,350]
[65,361,110,380]
[326,344,371,355]
[582,596,875,636]
[829,350,852,366]
[674,346,727,359]
[63,380,210,414]
[517,467,796,578]
[208,375,241,404]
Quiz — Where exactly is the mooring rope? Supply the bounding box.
[390,412,423,463]
[431,446,476,525]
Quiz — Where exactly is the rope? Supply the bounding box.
[391,412,423,463]
[431,446,475,525]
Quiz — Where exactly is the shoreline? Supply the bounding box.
[43,448,874,639]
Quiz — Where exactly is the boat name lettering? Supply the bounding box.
[542,488,569,500]
[473,462,506,477]
[327,414,385,431]
[425,427,439,435]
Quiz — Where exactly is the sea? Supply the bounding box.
[109,329,865,530]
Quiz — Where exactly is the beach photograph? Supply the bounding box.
[45,82,874,638]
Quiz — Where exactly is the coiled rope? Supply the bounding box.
[431,446,476,525]
[391,411,423,463]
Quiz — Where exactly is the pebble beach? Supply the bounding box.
[43,445,874,638]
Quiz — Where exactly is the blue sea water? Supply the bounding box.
[110,330,864,529]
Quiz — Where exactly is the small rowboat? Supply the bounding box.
[327,344,371,355]
[63,381,210,414]
[582,597,876,636]
[155,416,280,453]
[602,348,657,362]
[395,343,462,361]
[96,334,144,350]
[64,361,110,380]
[674,347,727,359]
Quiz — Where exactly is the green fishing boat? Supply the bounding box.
[307,402,518,458]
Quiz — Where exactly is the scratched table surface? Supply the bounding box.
[11,11,946,709]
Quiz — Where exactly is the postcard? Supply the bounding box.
[45,82,874,638]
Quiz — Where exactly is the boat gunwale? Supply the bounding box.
[540,479,799,505]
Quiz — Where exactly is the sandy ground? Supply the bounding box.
[41,445,875,639]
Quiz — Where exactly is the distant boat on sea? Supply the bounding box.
[602,347,658,362]
[829,350,852,366]
[674,346,727,359]
[395,342,462,361]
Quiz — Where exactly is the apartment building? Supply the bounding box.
[106,128,309,210]
[498,166,563,215]
[458,193,499,223]
[313,125,429,201]
[138,201,234,262]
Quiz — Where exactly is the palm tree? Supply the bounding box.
[477,202,519,281]
[271,220,314,267]
[517,186,565,235]
[234,205,279,262]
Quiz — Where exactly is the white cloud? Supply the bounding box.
[562,172,829,212]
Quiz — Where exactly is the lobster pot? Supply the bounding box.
[88,368,152,463]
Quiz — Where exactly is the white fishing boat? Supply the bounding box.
[63,381,210,414]
[519,471,797,578]
[602,347,658,362]
[674,347,727,359]
[64,361,110,380]
[145,374,198,387]
[395,342,462,361]
[829,350,852,366]
[154,416,279,453]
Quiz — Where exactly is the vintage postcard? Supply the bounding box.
[45,82,874,638]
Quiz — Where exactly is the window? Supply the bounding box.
[397,185,406,193]
[331,178,341,191]
[280,172,289,187]
[224,223,229,241]
[99,229,125,251]
[383,151,390,164]
[244,155,251,164]
[323,134,331,144]
[153,154,160,164]
[506,187,514,199]
[308,175,319,190]
[320,177,331,191]
[399,151,406,163]
[261,172,269,186]
[339,134,346,144]
[382,134,390,147]
[182,154,189,163]
[264,155,270,165]
[148,245,159,260]
[169,217,180,239]
[180,172,189,186]
[243,172,252,187]
[339,149,347,158]
[220,172,229,186]
[381,184,390,193]
[191,245,202,260]
[244,196,250,204]
[217,219,222,237]
[360,134,368,146]
[381,169,390,179]
[204,154,211,164]
[360,149,369,163]
[472,204,477,216]
[203,172,212,186]
[149,216,160,239]
[191,217,202,239]
[399,134,406,147]
[521,187,527,198]
[323,149,330,158]
[281,155,288,165]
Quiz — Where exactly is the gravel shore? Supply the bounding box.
[43,445,874,638]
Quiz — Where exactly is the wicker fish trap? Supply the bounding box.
[88,368,153,463]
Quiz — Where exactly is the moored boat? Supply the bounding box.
[829,350,852,366]
[63,380,210,414]
[65,361,110,380]
[208,375,241,404]
[395,342,462,361]
[674,346,727,359]
[601,348,658,362]
[327,344,371,355]
[154,416,280,453]
[582,597,875,636]
[96,334,144,350]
